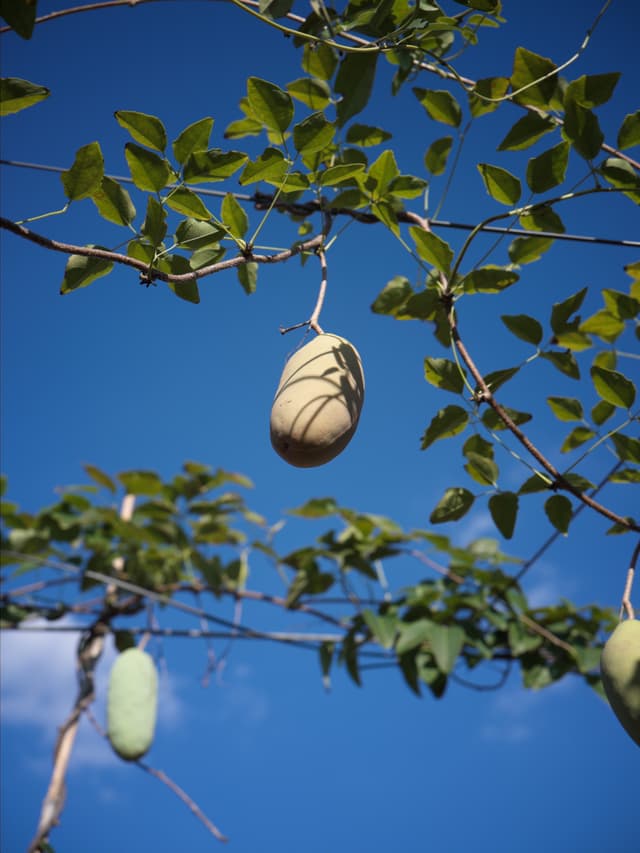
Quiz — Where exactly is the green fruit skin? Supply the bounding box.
[107,647,158,761]
[270,333,365,468]
[600,619,640,747]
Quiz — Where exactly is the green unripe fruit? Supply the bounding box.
[107,647,158,761]
[270,333,365,468]
[600,619,640,747]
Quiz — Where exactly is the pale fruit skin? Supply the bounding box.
[270,333,365,468]
[107,647,158,761]
[600,619,640,747]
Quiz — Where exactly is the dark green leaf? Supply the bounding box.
[0,1,36,38]
[0,77,50,115]
[141,197,166,246]
[518,472,553,494]
[124,142,171,191]
[286,77,330,110]
[371,276,413,316]
[238,262,258,294]
[602,289,640,320]
[526,141,570,193]
[115,110,167,151]
[520,206,565,234]
[165,258,200,304]
[510,47,558,109]
[501,314,543,345]
[550,287,588,334]
[247,77,293,134]
[172,117,214,164]
[482,407,532,431]
[302,42,338,81]
[345,124,392,146]
[320,163,365,186]
[591,399,615,426]
[293,111,335,154]
[372,201,399,237]
[430,488,475,524]
[335,53,378,126]
[508,623,543,656]
[566,73,620,109]
[617,111,640,150]
[563,99,604,161]
[421,405,469,450]
[546,396,584,422]
[562,473,594,492]
[544,494,573,534]
[610,434,640,464]
[224,117,263,140]
[221,193,248,240]
[239,147,288,185]
[463,266,519,294]
[118,470,163,495]
[590,366,636,409]
[477,163,521,205]
[480,367,520,394]
[413,88,462,127]
[83,464,116,492]
[580,310,624,343]
[464,452,498,486]
[488,491,518,539]
[410,227,453,272]
[424,357,464,393]
[424,136,453,175]
[165,187,212,220]
[61,142,104,201]
[388,175,427,199]
[498,112,556,151]
[175,219,225,250]
[508,235,553,265]
[610,468,640,484]
[60,251,113,294]
[468,76,510,117]
[540,351,580,379]
[183,149,248,184]
[560,426,596,453]
[91,176,136,226]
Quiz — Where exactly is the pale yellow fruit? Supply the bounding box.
[270,333,365,467]
[107,647,158,761]
[600,619,640,747]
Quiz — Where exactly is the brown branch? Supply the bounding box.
[0,216,323,283]
[447,307,639,533]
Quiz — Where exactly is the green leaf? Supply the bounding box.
[550,287,587,334]
[164,257,200,304]
[238,262,258,295]
[507,236,554,265]
[426,624,465,674]
[410,227,453,273]
[544,494,572,534]
[292,111,334,154]
[368,149,400,195]
[593,351,617,370]
[610,434,640,464]
[580,310,624,343]
[413,88,462,127]
[224,117,263,140]
[508,623,543,656]
[118,470,163,495]
[562,473,594,492]
[520,206,565,234]
[345,124,392,146]
[563,99,604,161]
[501,314,543,345]
[480,367,520,394]
[468,76,510,117]
[319,163,365,186]
[518,472,553,494]
[247,77,293,134]
[590,366,636,409]
[482,407,532,431]
[421,405,469,450]
[371,276,413,316]
[610,468,640,484]
[430,488,475,524]
[488,491,518,539]
[172,117,214,164]
[560,426,596,453]
[526,141,570,193]
[424,136,453,176]
[124,142,171,191]
[183,149,248,184]
[463,266,519,294]
[591,399,615,426]
[302,42,338,81]
[165,187,212,220]
[510,47,558,109]
[477,163,521,205]
[175,219,224,250]
[115,110,167,152]
[599,158,640,203]
[566,73,620,109]
[362,610,397,650]
[91,176,136,226]
[464,452,498,486]
[289,497,338,518]
[83,464,116,493]
[617,111,640,150]
[498,112,556,151]
[61,142,104,201]
[335,53,378,126]
[0,1,37,38]
[0,77,50,115]
[463,434,494,461]
[60,251,113,294]
[396,619,432,655]
[388,175,427,199]
[602,289,640,320]
[546,396,584,422]
[141,196,167,246]
[286,77,331,110]
[540,350,580,379]
[424,357,464,393]
[371,201,399,237]
[239,147,288,185]
[221,193,248,240]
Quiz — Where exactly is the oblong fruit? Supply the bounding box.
[107,647,158,761]
[270,333,365,468]
[600,619,640,747]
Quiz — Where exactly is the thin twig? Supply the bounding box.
[620,539,639,620]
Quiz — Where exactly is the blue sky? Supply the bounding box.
[1,1,639,851]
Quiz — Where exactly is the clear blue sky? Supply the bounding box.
[1,1,639,851]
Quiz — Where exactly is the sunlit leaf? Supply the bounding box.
[183,149,248,183]
[286,77,330,110]
[482,407,532,430]
[617,110,640,150]
[566,73,620,109]
[410,227,453,272]
[239,147,288,185]
[61,142,104,201]
[550,287,587,334]
[546,396,584,422]
[221,193,248,240]
[590,366,636,409]
[413,87,462,127]
[430,488,475,523]
[172,117,214,164]
[610,434,640,464]
[238,262,258,294]
[463,266,519,294]
[562,99,603,161]
[508,236,554,265]
[426,624,465,674]
[247,77,293,134]
[510,47,558,109]
[424,136,453,175]
[165,187,212,220]
[115,110,167,152]
[498,112,556,151]
[465,452,498,486]
[0,77,49,115]
[125,142,171,191]
[501,314,543,345]
[591,399,615,426]
[320,163,365,186]
[302,42,338,81]
[477,163,521,205]
[468,76,510,117]
[60,251,113,294]
[421,405,469,450]
[345,124,392,146]
[560,426,596,452]
[118,470,163,495]
[424,357,464,393]
[292,111,335,154]
[91,176,136,226]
